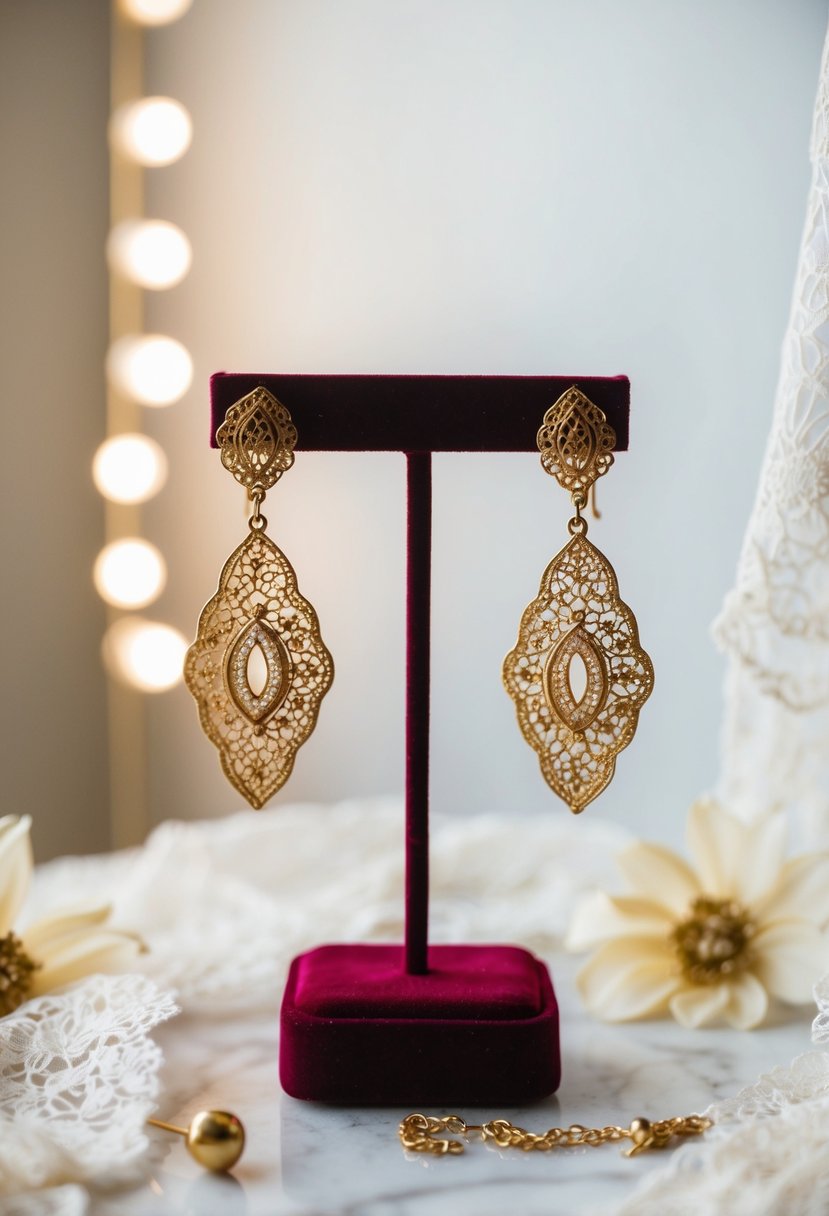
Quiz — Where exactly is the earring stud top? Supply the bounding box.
[216,385,297,494]
[537,385,616,497]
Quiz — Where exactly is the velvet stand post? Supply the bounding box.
[211,373,631,1105]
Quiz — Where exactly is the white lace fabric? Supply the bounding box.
[5,799,627,1211]
[31,799,630,1015]
[714,21,829,830]
[9,799,829,1214]
[0,975,177,1203]
[2,1188,89,1216]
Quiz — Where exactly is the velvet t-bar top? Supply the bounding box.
[209,373,630,452]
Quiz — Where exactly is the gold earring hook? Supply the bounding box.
[589,481,601,520]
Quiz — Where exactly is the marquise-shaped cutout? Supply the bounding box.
[225,618,291,725]
[543,624,608,731]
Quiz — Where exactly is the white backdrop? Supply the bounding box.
[139,0,827,840]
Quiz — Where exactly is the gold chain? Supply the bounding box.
[399,1112,712,1157]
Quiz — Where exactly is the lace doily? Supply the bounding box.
[0,975,177,1203]
[713,20,829,833]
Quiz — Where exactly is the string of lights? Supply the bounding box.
[95,0,193,842]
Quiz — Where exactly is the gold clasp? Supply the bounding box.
[624,1117,657,1156]
[624,1115,711,1157]
[398,1114,469,1155]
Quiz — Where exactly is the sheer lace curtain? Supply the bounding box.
[610,33,829,1211]
[714,23,829,842]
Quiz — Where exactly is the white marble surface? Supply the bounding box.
[82,954,812,1216]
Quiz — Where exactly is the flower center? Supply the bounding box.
[672,897,755,985]
[0,931,39,1016]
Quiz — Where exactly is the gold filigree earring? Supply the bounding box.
[184,387,333,809]
[503,386,653,813]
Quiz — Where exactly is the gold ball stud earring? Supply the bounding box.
[147,1110,246,1172]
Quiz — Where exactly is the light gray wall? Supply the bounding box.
[139,0,827,843]
[0,1,111,860]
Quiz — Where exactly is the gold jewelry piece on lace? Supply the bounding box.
[184,387,333,809]
[398,1112,712,1158]
[503,386,653,813]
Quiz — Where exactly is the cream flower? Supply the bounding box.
[0,815,143,1015]
[566,800,829,1030]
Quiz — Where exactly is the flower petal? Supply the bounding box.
[753,919,829,1004]
[576,938,681,1021]
[0,815,33,933]
[723,972,769,1030]
[669,982,730,1028]
[566,891,672,952]
[28,927,143,996]
[22,904,112,953]
[686,800,786,904]
[616,842,700,915]
[754,854,829,927]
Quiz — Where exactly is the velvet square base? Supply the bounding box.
[279,943,560,1105]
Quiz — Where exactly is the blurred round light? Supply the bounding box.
[107,334,193,406]
[94,539,166,609]
[120,0,193,25]
[109,97,192,167]
[103,618,188,692]
[93,434,168,504]
[107,219,192,290]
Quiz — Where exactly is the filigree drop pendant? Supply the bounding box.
[184,388,333,809]
[503,387,653,813]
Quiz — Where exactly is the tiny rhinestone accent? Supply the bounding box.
[226,618,291,725]
[544,624,609,730]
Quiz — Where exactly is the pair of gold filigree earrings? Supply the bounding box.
[185,386,653,813]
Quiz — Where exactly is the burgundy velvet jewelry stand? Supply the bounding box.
[211,373,630,1106]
